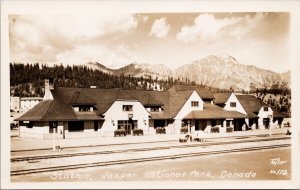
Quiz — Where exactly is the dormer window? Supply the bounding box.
[79,106,92,112]
[191,101,199,107]
[74,105,93,112]
[264,107,269,111]
[123,105,133,111]
[150,107,160,112]
[230,102,236,107]
[70,92,96,112]
[203,100,212,104]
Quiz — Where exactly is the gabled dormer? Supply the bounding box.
[174,90,204,119]
[141,94,164,113]
[213,92,231,108]
[223,93,247,115]
[70,92,96,112]
[258,105,273,118]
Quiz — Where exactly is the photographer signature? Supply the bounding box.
[270,157,287,166]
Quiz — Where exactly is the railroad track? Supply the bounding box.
[11,133,287,153]
[11,139,176,153]
[11,136,290,163]
[10,143,290,176]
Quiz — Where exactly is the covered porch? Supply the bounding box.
[183,104,249,133]
[148,112,175,134]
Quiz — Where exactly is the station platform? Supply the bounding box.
[10,127,290,152]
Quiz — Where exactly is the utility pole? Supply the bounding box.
[53,128,56,151]
[268,115,272,137]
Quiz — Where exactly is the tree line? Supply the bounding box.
[10,63,212,97]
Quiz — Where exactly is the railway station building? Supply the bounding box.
[15,80,285,139]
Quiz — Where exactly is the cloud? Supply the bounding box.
[149,17,170,38]
[56,44,144,68]
[176,13,267,43]
[9,14,138,63]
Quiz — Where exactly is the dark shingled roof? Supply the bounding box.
[115,89,136,100]
[168,90,194,118]
[236,95,262,118]
[213,93,232,104]
[74,112,103,120]
[16,97,103,121]
[168,85,214,100]
[70,92,96,105]
[135,93,164,106]
[18,87,262,122]
[42,99,77,121]
[150,112,173,119]
[48,88,170,118]
[15,100,53,121]
[52,88,129,116]
[184,103,248,119]
[58,87,194,120]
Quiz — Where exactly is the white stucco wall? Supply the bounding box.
[165,120,175,134]
[258,106,273,129]
[19,122,49,138]
[20,125,49,134]
[174,91,204,120]
[19,121,65,138]
[258,106,273,118]
[173,91,204,133]
[101,100,150,133]
[224,93,247,114]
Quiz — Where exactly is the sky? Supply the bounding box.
[9,13,290,73]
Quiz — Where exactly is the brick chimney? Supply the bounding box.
[43,79,54,100]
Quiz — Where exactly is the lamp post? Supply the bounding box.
[268,114,272,137]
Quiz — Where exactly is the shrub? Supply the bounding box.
[114,129,126,137]
[211,126,219,133]
[226,127,234,133]
[133,128,144,136]
[156,127,166,134]
[180,127,188,134]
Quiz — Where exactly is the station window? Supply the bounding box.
[150,107,160,112]
[123,105,133,111]
[191,101,199,107]
[264,107,269,111]
[230,102,236,107]
[226,120,231,127]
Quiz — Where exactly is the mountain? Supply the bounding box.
[86,62,114,74]
[173,54,290,91]
[86,54,290,91]
[280,70,291,87]
[87,62,173,79]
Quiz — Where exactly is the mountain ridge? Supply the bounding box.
[86,54,290,91]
